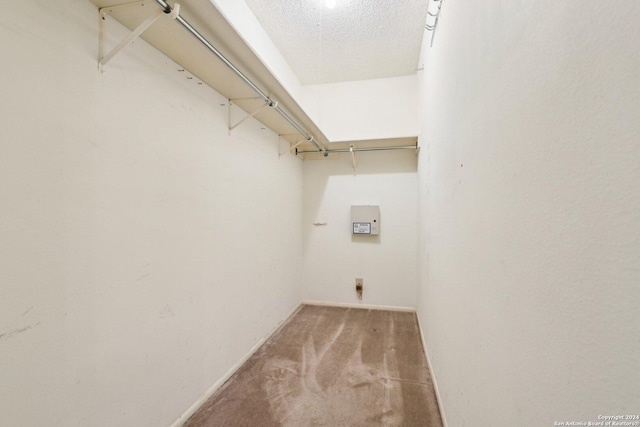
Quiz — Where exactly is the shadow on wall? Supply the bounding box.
[306,148,418,177]
[351,234,381,244]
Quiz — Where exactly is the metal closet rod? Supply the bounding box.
[296,145,418,154]
[151,0,325,153]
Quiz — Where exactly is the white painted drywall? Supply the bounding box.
[302,151,418,308]
[209,0,304,103]
[0,2,302,426]
[207,1,420,144]
[301,75,419,142]
[417,1,640,426]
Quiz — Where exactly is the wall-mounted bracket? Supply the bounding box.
[98,2,180,72]
[290,138,306,153]
[278,137,307,157]
[425,0,445,47]
[350,144,357,171]
[228,100,277,134]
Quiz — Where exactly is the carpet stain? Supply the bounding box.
[184,305,442,427]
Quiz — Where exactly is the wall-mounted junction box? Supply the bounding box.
[351,205,380,235]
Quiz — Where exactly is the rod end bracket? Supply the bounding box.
[167,3,180,19]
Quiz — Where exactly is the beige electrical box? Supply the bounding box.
[351,205,380,235]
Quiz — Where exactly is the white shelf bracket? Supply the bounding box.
[98,2,180,72]
[278,137,306,157]
[350,144,357,171]
[228,101,274,134]
[290,138,306,153]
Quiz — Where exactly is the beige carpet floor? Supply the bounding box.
[184,304,443,426]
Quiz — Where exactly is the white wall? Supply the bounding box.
[210,0,303,102]
[302,151,418,308]
[213,1,419,144]
[301,75,419,142]
[417,1,640,426]
[0,2,302,426]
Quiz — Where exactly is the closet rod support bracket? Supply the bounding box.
[228,101,272,134]
[278,137,306,157]
[98,3,180,72]
[350,144,357,171]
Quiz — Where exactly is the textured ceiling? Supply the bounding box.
[243,0,429,85]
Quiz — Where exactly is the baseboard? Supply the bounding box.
[169,302,304,427]
[416,314,448,427]
[302,299,416,312]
